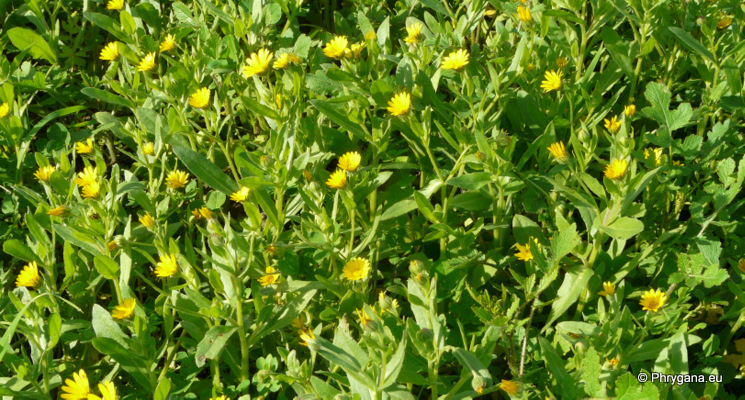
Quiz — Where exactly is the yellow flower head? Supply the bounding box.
[108,240,118,251]
[142,142,154,155]
[326,169,347,189]
[500,379,520,395]
[165,169,189,189]
[189,87,210,109]
[155,253,178,278]
[273,53,291,69]
[81,181,101,198]
[76,138,95,154]
[74,166,98,187]
[34,165,56,182]
[242,48,273,78]
[718,15,733,29]
[599,281,616,296]
[16,261,41,288]
[344,42,365,59]
[556,57,568,69]
[99,42,119,62]
[624,104,636,118]
[209,396,229,400]
[137,52,156,72]
[0,102,9,118]
[404,22,423,44]
[606,357,619,367]
[604,159,628,180]
[441,49,469,71]
[47,206,69,217]
[639,288,667,312]
[387,92,411,116]
[299,328,316,347]
[644,147,663,166]
[338,151,361,172]
[323,36,348,58]
[343,257,370,281]
[292,317,306,330]
[517,6,532,23]
[257,266,280,286]
[140,213,155,229]
[192,207,213,220]
[288,53,301,64]
[514,243,533,261]
[61,369,90,400]
[547,141,568,162]
[541,70,563,92]
[356,307,373,327]
[106,0,124,10]
[230,186,250,202]
[111,298,136,319]
[87,381,117,400]
[159,34,176,52]
[604,115,622,133]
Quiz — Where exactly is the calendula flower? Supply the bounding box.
[140,213,155,229]
[99,42,119,62]
[34,165,56,182]
[165,169,189,189]
[404,22,423,44]
[230,186,250,202]
[541,70,563,92]
[108,241,118,251]
[159,34,176,52]
[257,266,279,286]
[604,115,622,132]
[16,261,41,288]
[273,53,291,69]
[672,160,685,167]
[87,381,117,400]
[547,141,568,162]
[61,369,90,400]
[209,396,229,400]
[154,253,178,278]
[514,243,533,261]
[599,281,616,296]
[0,102,9,118]
[137,52,156,72]
[189,87,210,109]
[606,357,619,367]
[106,0,124,10]
[387,92,411,116]
[343,257,370,281]
[81,181,101,198]
[47,206,68,217]
[292,317,306,330]
[299,328,316,346]
[604,159,628,180]
[441,49,469,70]
[356,308,373,327]
[326,169,347,189]
[644,148,663,166]
[142,142,154,155]
[111,298,136,319]
[338,151,361,172]
[323,36,348,58]
[76,138,95,154]
[191,207,212,219]
[345,42,365,59]
[624,104,636,117]
[718,15,733,29]
[639,288,667,312]
[517,6,532,23]
[74,166,98,187]
[556,57,568,68]
[242,48,273,78]
[500,380,519,395]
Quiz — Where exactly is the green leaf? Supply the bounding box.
[545,266,594,328]
[120,10,136,35]
[447,173,493,190]
[248,289,317,346]
[600,217,644,240]
[452,348,493,386]
[83,12,131,43]
[539,337,578,398]
[91,304,128,348]
[550,223,580,263]
[6,27,57,63]
[241,96,280,120]
[195,326,237,367]
[381,198,416,221]
[382,335,407,388]
[414,191,438,223]
[668,27,715,64]
[53,224,102,255]
[28,106,87,140]
[93,255,120,280]
[449,191,491,211]
[92,337,154,390]
[171,146,238,195]
[310,100,366,140]
[3,239,42,264]
[0,293,53,363]
[600,27,634,78]
[82,88,134,108]
[582,347,602,397]
[153,377,171,400]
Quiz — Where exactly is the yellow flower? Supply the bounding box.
[87,381,117,400]
[273,53,291,69]
[343,257,370,281]
[111,298,136,319]
[624,104,636,118]
[606,357,619,367]
[323,36,348,58]
[299,328,316,347]
[291,317,306,330]
[644,147,663,166]
[75,166,98,186]
[47,206,69,217]
[338,151,361,172]
[61,369,90,400]
[242,48,273,78]
[99,42,119,62]
[364,30,376,40]
[639,288,667,312]
[718,15,733,29]
[387,92,411,116]
[76,138,95,154]
[34,165,56,182]
[189,87,210,109]
[404,22,423,44]
[230,186,250,202]
[137,52,156,72]
[288,54,301,64]
[16,261,41,288]
[108,240,118,251]
[500,379,519,395]
[556,57,568,69]
[140,213,155,229]
[604,115,622,133]
[517,6,532,23]
[326,169,347,189]
[540,70,563,92]
[356,307,373,327]
[106,0,123,10]
[345,42,365,59]
[81,182,101,198]
[154,253,178,278]
[192,207,212,220]
[738,258,745,274]
[258,266,279,286]
[209,396,229,400]
[547,141,568,162]
[598,281,616,296]
[159,34,176,52]
[0,102,9,118]
[672,160,685,167]
[165,169,189,189]
[604,159,628,180]
[142,142,154,155]
[514,243,533,261]
[441,49,469,71]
